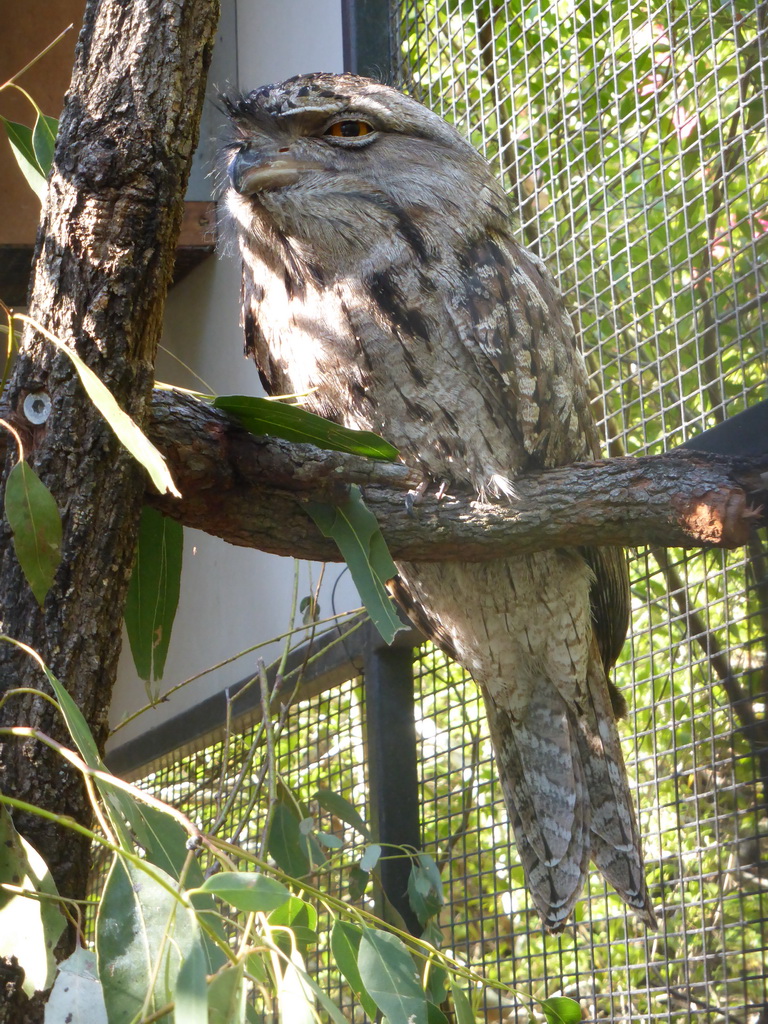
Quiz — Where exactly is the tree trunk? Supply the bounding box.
[0,1,218,1019]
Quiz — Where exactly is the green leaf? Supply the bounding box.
[267,802,325,877]
[40,667,135,850]
[408,854,445,928]
[427,1002,450,1024]
[208,963,246,1024]
[0,117,47,200]
[268,802,311,877]
[197,872,291,913]
[96,856,195,1024]
[306,487,403,644]
[118,800,226,975]
[173,938,208,1024]
[45,947,108,1024]
[357,927,427,1024]
[0,806,66,997]
[313,788,370,840]
[347,864,369,900]
[330,920,378,1020]
[31,112,57,177]
[213,394,398,460]
[541,996,583,1024]
[124,506,183,682]
[268,895,318,955]
[359,843,382,872]
[4,460,62,606]
[450,978,475,1024]
[314,830,343,849]
[30,320,180,496]
[424,962,448,1006]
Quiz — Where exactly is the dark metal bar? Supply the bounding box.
[363,629,422,935]
[341,0,394,81]
[678,397,768,457]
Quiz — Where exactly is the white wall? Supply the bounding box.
[107,0,356,751]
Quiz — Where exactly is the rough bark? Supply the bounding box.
[140,390,768,559]
[0,1,218,1019]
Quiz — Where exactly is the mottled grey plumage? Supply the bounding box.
[221,72,656,931]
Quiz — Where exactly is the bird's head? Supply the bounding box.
[219,72,507,259]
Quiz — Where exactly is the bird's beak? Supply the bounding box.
[229,148,309,195]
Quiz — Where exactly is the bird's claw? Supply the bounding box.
[405,478,429,516]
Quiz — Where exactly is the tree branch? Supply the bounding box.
[145,389,768,560]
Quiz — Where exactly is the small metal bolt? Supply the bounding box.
[23,391,52,425]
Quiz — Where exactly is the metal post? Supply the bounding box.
[362,625,422,935]
[341,0,394,81]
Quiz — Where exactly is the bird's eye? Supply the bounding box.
[325,119,375,139]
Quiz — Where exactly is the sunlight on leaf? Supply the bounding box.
[0,806,65,998]
[31,112,57,177]
[44,947,108,1024]
[0,117,48,200]
[15,313,181,497]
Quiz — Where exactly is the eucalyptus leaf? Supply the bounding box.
[330,921,378,1020]
[278,954,316,1024]
[32,112,58,177]
[96,857,195,1024]
[25,317,180,496]
[408,854,445,927]
[1,117,47,200]
[268,895,318,952]
[541,996,583,1024]
[357,927,427,1024]
[347,864,369,900]
[427,1002,450,1024]
[173,939,208,1024]
[44,947,107,1024]
[213,393,398,459]
[359,843,382,872]
[42,669,135,851]
[0,806,65,998]
[267,803,312,877]
[450,979,476,1024]
[124,506,183,682]
[208,963,246,1024]
[306,487,403,644]
[4,460,62,606]
[313,788,370,840]
[197,872,291,913]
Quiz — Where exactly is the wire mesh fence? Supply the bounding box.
[389,0,768,1019]
[106,1,767,1021]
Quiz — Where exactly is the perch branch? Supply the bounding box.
[139,390,766,560]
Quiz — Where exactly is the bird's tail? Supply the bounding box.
[483,643,656,932]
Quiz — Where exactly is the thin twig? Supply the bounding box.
[0,25,74,91]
